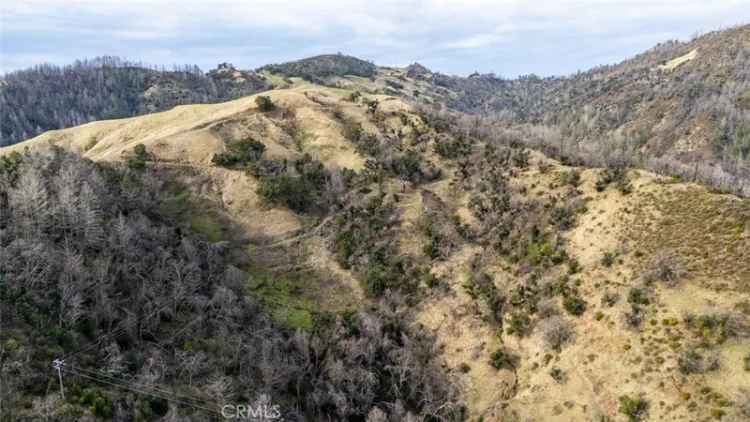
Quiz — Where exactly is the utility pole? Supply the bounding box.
[52,359,65,400]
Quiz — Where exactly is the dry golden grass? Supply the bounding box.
[629,186,750,292]
[3,77,750,421]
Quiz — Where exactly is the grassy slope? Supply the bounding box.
[2,75,749,421]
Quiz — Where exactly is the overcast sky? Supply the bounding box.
[2,0,750,77]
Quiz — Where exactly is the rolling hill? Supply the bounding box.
[2,59,750,421]
[0,58,270,147]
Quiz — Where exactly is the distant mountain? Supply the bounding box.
[3,25,749,181]
[257,53,377,82]
[434,25,750,168]
[0,57,270,146]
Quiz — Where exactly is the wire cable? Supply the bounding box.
[66,364,218,409]
[62,365,221,416]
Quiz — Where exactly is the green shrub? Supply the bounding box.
[549,367,566,383]
[489,348,517,370]
[507,312,532,336]
[627,288,650,306]
[0,151,23,184]
[567,259,581,275]
[363,260,405,297]
[334,230,355,268]
[601,252,616,268]
[463,271,505,324]
[258,173,315,213]
[256,156,329,213]
[126,144,150,170]
[255,95,275,112]
[526,239,554,266]
[551,206,576,230]
[391,149,431,182]
[434,136,471,159]
[563,294,587,316]
[618,395,648,422]
[683,313,733,345]
[596,165,631,194]
[560,169,581,187]
[78,388,113,419]
[212,138,266,167]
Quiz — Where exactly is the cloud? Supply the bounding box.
[1,1,749,76]
[442,33,507,50]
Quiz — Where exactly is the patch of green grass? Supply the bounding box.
[158,182,228,243]
[189,213,223,242]
[245,272,316,330]
[159,189,191,217]
[280,308,314,331]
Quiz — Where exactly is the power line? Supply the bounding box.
[62,365,221,416]
[66,364,218,409]
[53,314,224,416]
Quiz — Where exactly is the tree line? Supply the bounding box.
[0,57,269,147]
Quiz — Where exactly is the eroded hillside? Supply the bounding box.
[2,76,749,421]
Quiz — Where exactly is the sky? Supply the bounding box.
[2,0,750,77]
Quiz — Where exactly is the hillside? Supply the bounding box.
[0,58,270,147]
[2,74,749,421]
[4,25,749,194]
[432,25,750,191]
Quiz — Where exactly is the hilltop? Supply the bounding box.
[2,60,750,421]
[0,58,270,146]
[3,26,750,194]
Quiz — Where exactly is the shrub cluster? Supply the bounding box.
[211,138,266,167]
[619,395,649,422]
[256,154,330,213]
[125,143,150,170]
[255,95,275,112]
[489,348,518,370]
[596,165,632,194]
[332,193,424,297]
